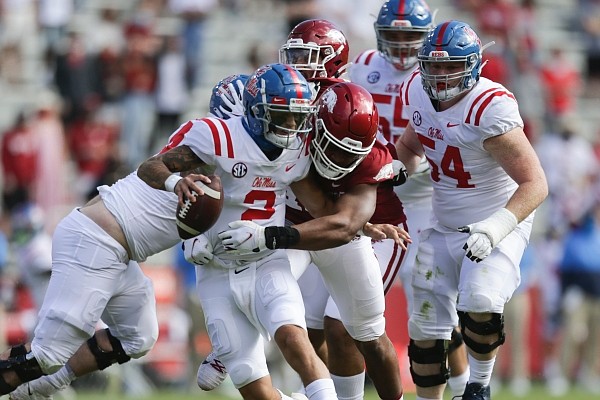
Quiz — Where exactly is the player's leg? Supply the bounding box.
[408,228,458,400]
[1,210,127,394]
[313,236,402,399]
[322,233,406,400]
[13,260,159,398]
[197,263,273,399]
[323,315,365,400]
[457,231,525,399]
[446,326,470,397]
[297,262,330,364]
[195,249,317,392]
[257,254,337,400]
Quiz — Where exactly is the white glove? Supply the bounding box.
[183,234,214,265]
[458,208,518,263]
[218,81,245,118]
[218,220,267,255]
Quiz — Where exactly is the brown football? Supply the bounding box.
[176,175,224,239]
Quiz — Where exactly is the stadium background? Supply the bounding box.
[1,0,599,399]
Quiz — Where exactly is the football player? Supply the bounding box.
[282,18,409,400]
[394,21,547,400]
[349,0,471,397]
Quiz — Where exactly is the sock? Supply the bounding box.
[30,364,77,396]
[416,396,439,400]
[468,354,495,386]
[447,366,470,397]
[331,372,365,400]
[305,378,337,400]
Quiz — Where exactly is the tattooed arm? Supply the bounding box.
[137,145,210,206]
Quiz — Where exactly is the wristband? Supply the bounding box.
[478,208,518,247]
[264,226,300,249]
[164,174,182,192]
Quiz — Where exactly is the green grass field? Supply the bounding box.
[66,384,592,400]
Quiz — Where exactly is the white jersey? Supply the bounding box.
[350,50,432,205]
[402,74,531,230]
[177,117,312,261]
[99,171,180,261]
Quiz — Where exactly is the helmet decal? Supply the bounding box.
[243,63,316,151]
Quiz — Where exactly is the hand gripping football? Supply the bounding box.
[176,175,224,239]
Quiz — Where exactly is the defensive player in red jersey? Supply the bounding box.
[198,20,411,400]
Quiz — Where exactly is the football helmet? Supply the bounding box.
[311,82,378,180]
[375,0,434,70]
[208,74,249,119]
[243,63,315,151]
[418,20,492,101]
[279,19,349,79]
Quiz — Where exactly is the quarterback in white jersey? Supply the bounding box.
[395,21,548,400]
[139,64,339,400]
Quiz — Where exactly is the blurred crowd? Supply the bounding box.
[0,0,600,398]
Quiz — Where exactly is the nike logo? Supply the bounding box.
[285,164,296,172]
[234,266,249,274]
[447,122,460,127]
[331,182,341,188]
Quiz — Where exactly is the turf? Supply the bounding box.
[68,383,593,400]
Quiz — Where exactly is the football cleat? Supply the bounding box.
[9,382,52,400]
[197,352,228,391]
[453,382,491,400]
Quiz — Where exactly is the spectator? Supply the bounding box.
[152,35,188,154]
[511,46,545,142]
[35,0,75,56]
[1,112,38,212]
[29,91,72,232]
[54,31,102,125]
[66,104,120,201]
[557,200,600,395]
[493,245,536,397]
[168,0,218,88]
[119,20,159,169]
[9,203,52,314]
[536,115,599,232]
[539,47,582,132]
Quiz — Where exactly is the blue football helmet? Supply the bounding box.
[208,73,249,119]
[375,0,434,70]
[418,21,492,101]
[243,63,315,151]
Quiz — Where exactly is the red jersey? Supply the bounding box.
[286,140,405,225]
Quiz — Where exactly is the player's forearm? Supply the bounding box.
[137,156,175,190]
[290,215,365,250]
[505,179,548,222]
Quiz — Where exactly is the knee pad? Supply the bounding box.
[447,327,465,355]
[0,345,44,394]
[87,329,131,370]
[228,357,268,388]
[458,311,505,355]
[407,339,449,388]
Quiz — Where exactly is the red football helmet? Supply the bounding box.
[311,82,378,180]
[279,19,349,79]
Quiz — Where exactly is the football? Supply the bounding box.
[176,175,224,239]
